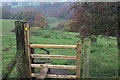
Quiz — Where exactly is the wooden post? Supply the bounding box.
[117,2,120,78]
[15,21,31,79]
[83,38,91,78]
[76,43,82,79]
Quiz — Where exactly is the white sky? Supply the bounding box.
[0,0,119,2]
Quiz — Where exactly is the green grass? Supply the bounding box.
[2,19,118,78]
[1,19,16,33]
[90,37,118,77]
[1,17,66,33]
[47,17,66,29]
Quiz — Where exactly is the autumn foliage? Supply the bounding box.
[69,2,117,41]
[34,14,47,28]
[13,9,48,28]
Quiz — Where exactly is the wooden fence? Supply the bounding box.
[16,20,82,79]
[2,20,91,80]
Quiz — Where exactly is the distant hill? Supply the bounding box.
[37,2,73,19]
[2,2,74,30]
[3,2,73,19]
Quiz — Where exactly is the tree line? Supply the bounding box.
[2,4,48,28]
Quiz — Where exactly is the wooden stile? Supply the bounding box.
[31,54,76,60]
[31,64,76,69]
[30,43,82,79]
[29,44,77,49]
[14,21,83,80]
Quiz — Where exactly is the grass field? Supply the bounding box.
[2,19,118,78]
[1,17,66,32]
[47,17,66,29]
[1,19,16,33]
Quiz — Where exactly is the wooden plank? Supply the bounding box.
[46,74,76,79]
[76,43,82,79]
[31,64,76,69]
[31,73,76,79]
[29,44,77,49]
[31,54,76,60]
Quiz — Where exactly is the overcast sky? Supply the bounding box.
[0,0,119,2]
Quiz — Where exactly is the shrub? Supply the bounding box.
[43,34,51,38]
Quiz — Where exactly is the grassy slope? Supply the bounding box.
[1,16,64,32]
[2,19,16,70]
[90,37,118,77]
[1,19,16,33]
[2,19,118,78]
[47,17,66,29]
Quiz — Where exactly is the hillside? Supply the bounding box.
[3,2,73,19]
[47,17,66,29]
[37,2,73,19]
[2,2,73,30]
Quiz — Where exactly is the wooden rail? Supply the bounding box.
[31,64,76,69]
[29,44,77,49]
[31,73,76,79]
[46,74,76,79]
[31,54,76,60]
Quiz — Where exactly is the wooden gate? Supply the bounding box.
[15,21,82,79]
